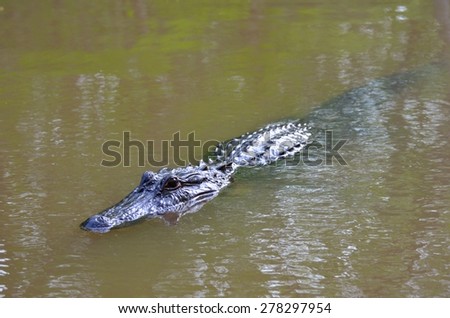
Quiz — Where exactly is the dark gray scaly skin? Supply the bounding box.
[80,62,443,233]
[80,121,311,233]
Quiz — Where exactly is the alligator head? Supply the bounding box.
[80,163,233,233]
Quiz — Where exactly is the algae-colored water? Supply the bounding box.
[0,0,449,297]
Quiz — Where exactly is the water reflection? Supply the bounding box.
[44,239,102,297]
[235,61,450,297]
[383,93,450,296]
[75,72,120,127]
[0,242,9,297]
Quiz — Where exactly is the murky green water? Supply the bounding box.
[1,1,449,297]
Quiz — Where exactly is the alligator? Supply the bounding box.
[80,121,312,232]
[80,62,443,233]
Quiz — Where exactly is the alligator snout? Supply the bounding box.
[80,215,114,233]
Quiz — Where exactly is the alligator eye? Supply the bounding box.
[163,177,182,191]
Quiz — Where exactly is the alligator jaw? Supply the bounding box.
[80,187,220,233]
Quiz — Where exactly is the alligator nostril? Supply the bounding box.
[80,215,112,233]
